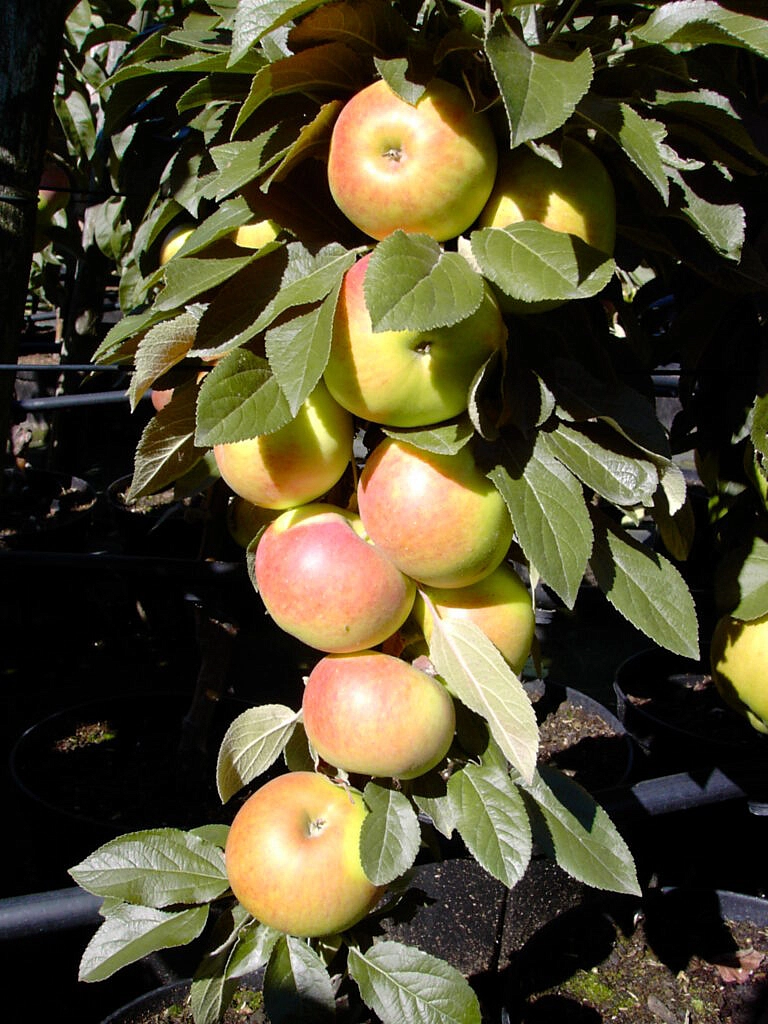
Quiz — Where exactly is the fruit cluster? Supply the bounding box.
[221,77,550,939]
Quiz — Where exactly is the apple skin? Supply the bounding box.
[327,77,498,242]
[357,438,514,589]
[36,163,70,224]
[414,562,535,674]
[226,495,279,548]
[303,650,456,779]
[253,502,416,652]
[231,219,280,249]
[213,381,353,510]
[159,223,196,265]
[324,253,507,427]
[478,138,616,255]
[225,771,382,937]
[710,612,768,735]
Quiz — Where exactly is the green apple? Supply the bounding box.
[324,252,507,427]
[302,650,456,779]
[327,77,498,242]
[357,438,513,589]
[253,502,416,652]
[414,562,535,674]
[212,381,353,510]
[710,612,768,734]
[478,137,616,254]
[158,222,196,265]
[225,771,382,937]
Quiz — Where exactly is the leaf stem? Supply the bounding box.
[548,0,583,43]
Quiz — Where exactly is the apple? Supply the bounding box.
[225,771,382,937]
[710,612,768,734]
[213,380,353,510]
[36,163,70,225]
[253,502,416,652]
[327,77,498,242]
[159,222,196,265]
[413,562,535,674]
[230,218,280,249]
[357,437,513,589]
[478,137,616,255]
[324,253,507,427]
[302,650,456,779]
[226,495,279,548]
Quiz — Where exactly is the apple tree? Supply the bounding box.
[68,1,768,1022]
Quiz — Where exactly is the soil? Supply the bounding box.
[0,465,97,546]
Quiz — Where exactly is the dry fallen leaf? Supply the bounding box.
[713,948,765,983]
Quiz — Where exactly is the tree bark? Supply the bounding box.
[0,1,72,468]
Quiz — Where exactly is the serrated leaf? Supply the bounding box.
[155,253,258,312]
[231,0,336,65]
[589,511,699,658]
[382,419,475,456]
[542,424,659,508]
[486,14,593,147]
[94,307,172,365]
[447,763,532,888]
[669,167,745,260]
[348,941,482,1024]
[729,535,768,621]
[360,783,421,885]
[374,57,427,104]
[488,434,593,608]
[424,612,538,783]
[69,829,229,907]
[521,766,641,896]
[633,1,768,60]
[129,379,207,500]
[205,127,296,200]
[577,97,669,202]
[129,312,199,409]
[471,223,614,304]
[78,903,209,983]
[195,349,293,447]
[364,232,484,331]
[216,705,301,803]
[265,282,340,414]
[263,935,336,1024]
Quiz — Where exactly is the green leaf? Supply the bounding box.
[485,14,593,147]
[364,232,484,331]
[231,0,335,64]
[669,167,745,260]
[447,762,532,889]
[348,941,482,1024]
[577,97,669,202]
[216,705,301,803]
[488,433,593,608]
[263,935,336,1023]
[374,57,427,104]
[424,612,538,783]
[195,350,293,447]
[382,420,475,456]
[589,511,699,659]
[360,783,421,885]
[265,281,341,415]
[206,126,298,201]
[94,308,173,365]
[633,0,768,59]
[471,223,614,304]
[78,904,209,983]
[751,393,768,461]
[728,535,768,621]
[128,379,207,500]
[129,311,200,409]
[155,253,259,312]
[521,767,641,896]
[541,424,659,509]
[69,830,229,907]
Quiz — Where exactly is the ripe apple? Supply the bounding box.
[324,253,507,427]
[230,218,280,249]
[159,222,196,265]
[413,562,535,674]
[213,381,353,510]
[478,137,616,255]
[303,650,456,779]
[710,612,768,734]
[357,438,513,589]
[225,771,382,937]
[327,77,498,242]
[253,502,416,652]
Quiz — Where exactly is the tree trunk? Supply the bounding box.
[0,1,72,469]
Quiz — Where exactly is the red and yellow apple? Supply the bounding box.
[303,650,456,779]
[327,77,498,242]
[225,771,382,937]
[324,253,507,427]
[213,381,353,510]
[253,502,416,652]
[413,562,535,674]
[357,438,513,589]
[710,612,768,735]
[478,137,616,255]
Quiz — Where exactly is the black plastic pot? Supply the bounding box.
[0,466,97,550]
[105,474,207,558]
[99,971,266,1024]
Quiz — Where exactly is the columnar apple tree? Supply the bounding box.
[69,1,768,1022]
